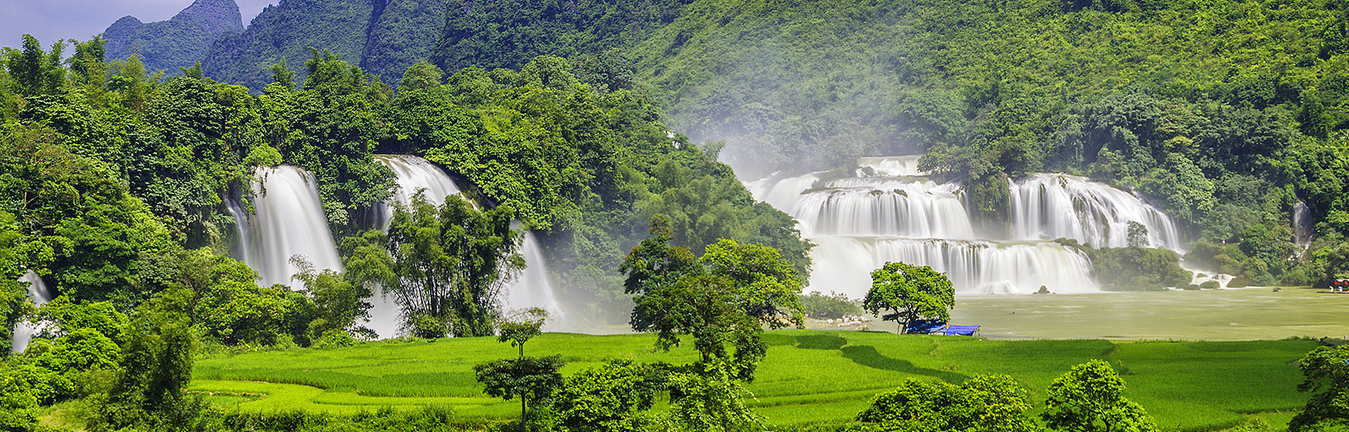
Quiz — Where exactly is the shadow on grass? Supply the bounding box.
[840,345,968,384]
[796,335,848,350]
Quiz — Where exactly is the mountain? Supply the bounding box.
[102,0,244,74]
[202,0,447,91]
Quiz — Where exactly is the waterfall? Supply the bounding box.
[858,155,923,177]
[1010,174,1181,251]
[241,166,344,288]
[792,178,974,239]
[744,171,821,213]
[373,155,565,334]
[11,271,52,353]
[1294,201,1313,249]
[375,155,465,227]
[755,156,1103,298]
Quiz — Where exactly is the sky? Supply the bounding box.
[0,0,277,51]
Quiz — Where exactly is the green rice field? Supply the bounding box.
[191,330,1322,431]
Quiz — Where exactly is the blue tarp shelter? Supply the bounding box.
[944,325,980,336]
[905,320,948,334]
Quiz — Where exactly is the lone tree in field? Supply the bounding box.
[1288,344,1349,431]
[620,216,805,381]
[1041,359,1158,432]
[474,307,561,432]
[863,262,954,333]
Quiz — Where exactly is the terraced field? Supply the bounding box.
[191,330,1319,431]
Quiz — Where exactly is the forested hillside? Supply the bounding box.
[429,0,1349,289]
[101,0,244,75]
[202,0,447,90]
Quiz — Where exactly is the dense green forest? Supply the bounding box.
[0,24,812,429]
[429,0,1349,288]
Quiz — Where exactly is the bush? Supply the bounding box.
[1227,276,1252,288]
[1199,281,1221,289]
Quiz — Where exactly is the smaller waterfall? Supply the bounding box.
[375,155,465,227]
[745,171,821,213]
[506,231,564,320]
[243,166,344,287]
[1293,201,1313,248]
[11,271,52,353]
[1010,174,1181,251]
[373,155,566,334]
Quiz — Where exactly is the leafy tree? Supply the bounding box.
[856,374,1036,432]
[663,359,762,432]
[497,307,549,358]
[5,35,65,97]
[97,291,211,431]
[1126,221,1149,249]
[474,355,565,432]
[380,194,523,338]
[863,262,955,333]
[1041,360,1158,432]
[1288,345,1349,432]
[553,358,665,432]
[622,219,805,381]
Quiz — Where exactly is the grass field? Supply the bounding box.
[190,330,1320,431]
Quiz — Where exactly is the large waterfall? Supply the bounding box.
[239,166,344,287]
[1010,174,1180,250]
[374,155,564,334]
[753,157,1180,297]
[11,271,52,353]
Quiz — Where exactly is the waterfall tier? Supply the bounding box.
[792,180,974,239]
[858,155,923,177]
[240,166,344,288]
[11,271,52,353]
[810,237,1097,295]
[752,156,1181,298]
[1010,174,1181,250]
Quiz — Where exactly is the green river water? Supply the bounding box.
[949,287,1349,340]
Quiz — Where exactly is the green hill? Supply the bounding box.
[101,0,245,75]
[201,0,448,90]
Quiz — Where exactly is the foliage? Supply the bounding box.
[1287,345,1349,431]
[663,359,763,432]
[473,355,565,430]
[95,292,214,432]
[552,358,665,432]
[498,307,549,358]
[622,220,805,381]
[1072,243,1193,290]
[1042,359,1159,432]
[373,194,522,338]
[863,262,955,333]
[854,374,1036,432]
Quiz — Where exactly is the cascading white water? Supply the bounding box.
[858,155,923,177]
[792,178,974,239]
[11,271,52,353]
[375,155,465,227]
[1010,174,1181,251]
[374,155,564,334]
[762,156,1104,297]
[1294,201,1313,249]
[242,166,344,287]
[744,171,822,213]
